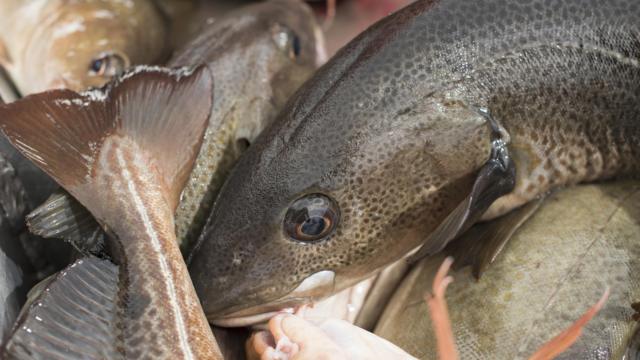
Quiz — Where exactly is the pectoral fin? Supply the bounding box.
[2,256,120,359]
[408,126,516,263]
[26,190,104,254]
[445,197,544,278]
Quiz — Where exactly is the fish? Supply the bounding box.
[2,256,120,359]
[375,181,640,359]
[170,0,326,249]
[0,0,169,95]
[187,0,640,326]
[27,0,326,252]
[0,152,37,342]
[0,66,223,358]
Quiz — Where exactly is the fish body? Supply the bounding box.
[188,0,640,324]
[170,0,325,248]
[0,0,169,95]
[0,67,222,358]
[376,181,640,359]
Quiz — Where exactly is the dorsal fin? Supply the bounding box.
[0,65,214,211]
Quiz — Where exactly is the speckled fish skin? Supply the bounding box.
[170,0,325,250]
[0,0,168,95]
[188,0,640,322]
[376,181,640,359]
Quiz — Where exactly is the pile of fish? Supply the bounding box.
[0,0,638,359]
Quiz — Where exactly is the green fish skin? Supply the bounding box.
[376,181,640,360]
[188,0,640,325]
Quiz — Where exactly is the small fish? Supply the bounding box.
[0,66,223,358]
[27,0,326,252]
[0,0,169,95]
[376,182,639,359]
[187,0,640,325]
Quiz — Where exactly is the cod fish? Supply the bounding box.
[0,0,169,95]
[188,0,640,326]
[0,66,223,359]
[376,181,640,359]
[28,0,326,252]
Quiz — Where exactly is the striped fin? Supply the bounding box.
[26,191,104,254]
[0,65,214,211]
[2,257,120,359]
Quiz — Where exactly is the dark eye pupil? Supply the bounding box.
[284,193,339,243]
[301,216,325,236]
[292,36,301,58]
[90,59,104,73]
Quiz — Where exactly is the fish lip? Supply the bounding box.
[211,270,337,327]
[211,297,309,327]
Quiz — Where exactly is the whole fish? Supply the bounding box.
[0,0,169,95]
[188,0,640,326]
[0,66,223,358]
[376,181,640,359]
[27,0,326,252]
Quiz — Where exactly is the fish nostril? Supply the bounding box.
[235,137,250,153]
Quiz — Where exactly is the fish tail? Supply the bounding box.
[0,65,214,212]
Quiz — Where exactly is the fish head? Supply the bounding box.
[189,33,493,324]
[185,0,326,142]
[16,1,168,94]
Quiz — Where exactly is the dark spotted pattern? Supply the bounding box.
[188,0,640,320]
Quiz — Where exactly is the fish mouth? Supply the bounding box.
[211,297,309,327]
[211,270,336,327]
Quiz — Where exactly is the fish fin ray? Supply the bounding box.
[0,65,214,210]
[2,257,121,360]
[408,135,516,263]
[26,190,105,254]
[110,66,214,208]
[446,197,544,278]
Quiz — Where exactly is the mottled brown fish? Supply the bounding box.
[27,0,326,252]
[0,66,222,359]
[0,0,169,95]
[377,181,640,359]
[187,0,640,326]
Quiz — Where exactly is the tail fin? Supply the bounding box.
[0,65,214,210]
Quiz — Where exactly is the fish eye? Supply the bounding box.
[271,24,302,60]
[88,53,128,77]
[284,194,339,243]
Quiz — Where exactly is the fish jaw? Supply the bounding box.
[211,270,337,327]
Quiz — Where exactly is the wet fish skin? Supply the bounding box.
[0,66,222,358]
[0,153,36,342]
[0,0,169,95]
[171,0,325,249]
[376,181,640,359]
[188,0,640,323]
